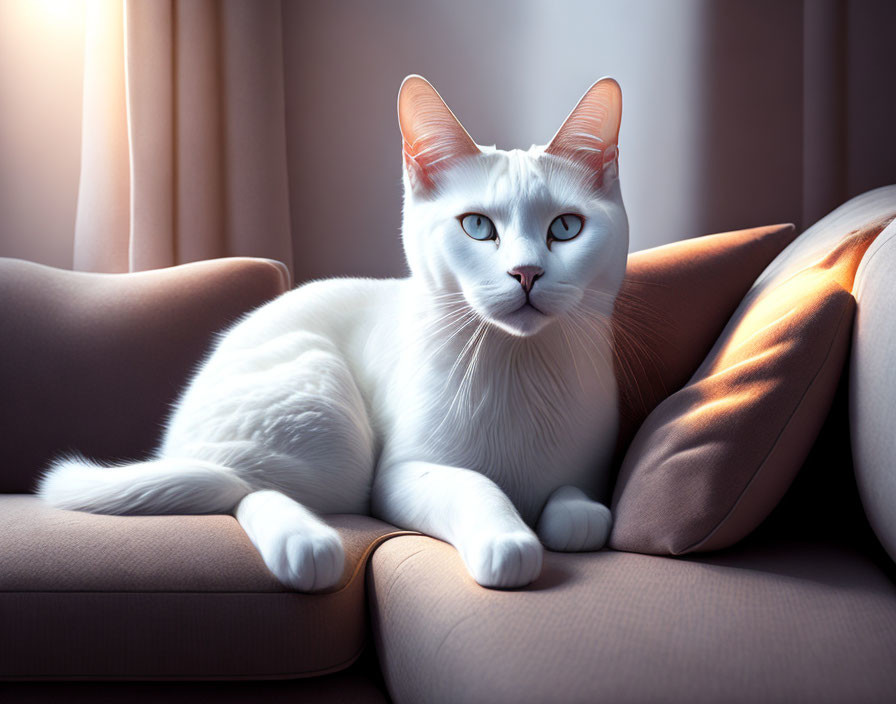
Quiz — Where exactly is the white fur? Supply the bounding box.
[536,485,613,552]
[236,490,345,592]
[39,455,250,515]
[41,78,628,590]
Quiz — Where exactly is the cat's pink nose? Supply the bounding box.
[508,265,544,294]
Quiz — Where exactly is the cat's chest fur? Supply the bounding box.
[366,287,620,524]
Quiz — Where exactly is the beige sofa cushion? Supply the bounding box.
[0,496,411,680]
[368,533,896,704]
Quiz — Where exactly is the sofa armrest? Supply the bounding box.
[0,257,289,493]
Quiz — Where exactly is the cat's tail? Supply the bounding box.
[37,453,252,515]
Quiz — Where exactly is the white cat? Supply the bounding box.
[39,76,628,591]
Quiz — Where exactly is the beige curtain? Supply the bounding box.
[73,0,294,278]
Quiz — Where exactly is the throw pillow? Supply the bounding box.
[610,215,892,554]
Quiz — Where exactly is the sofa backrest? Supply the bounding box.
[752,186,896,564]
[0,257,289,493]
[851,214,896,564]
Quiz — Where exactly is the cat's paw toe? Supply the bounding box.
[283,529,345,591]
[464,531,543,589]
[264,527,345,592]
[537,495,612,552]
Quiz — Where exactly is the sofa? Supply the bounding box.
[2,188,896,703]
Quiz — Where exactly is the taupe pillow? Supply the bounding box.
[612,223,798,456]
[610,216,892,555]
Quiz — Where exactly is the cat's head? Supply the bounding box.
[399,75,628,337]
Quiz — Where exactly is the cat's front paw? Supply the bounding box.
[537,487,612,552]
[461,531,544,589]
[259,525,346,592]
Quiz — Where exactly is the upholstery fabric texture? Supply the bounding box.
[611,206,892,555]
[368,534,896,704]
[851,192,896,563]
[0,257,288,494]
[612,223,797,455]
[0,496,412,680]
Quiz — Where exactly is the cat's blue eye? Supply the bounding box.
[460,213,497,241]
[548,214,584,243]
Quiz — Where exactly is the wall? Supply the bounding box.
[282,0,785,281]
[845,0,896,200]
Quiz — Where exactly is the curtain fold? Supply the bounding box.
[74,0,294,279]
[73,0,130,272]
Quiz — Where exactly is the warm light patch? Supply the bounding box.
[22,0,85,27]
[715,269,830,367]
[725,307,798,354]
[686,393,751,420]
[680,248,859,432]
[711,216,893,370]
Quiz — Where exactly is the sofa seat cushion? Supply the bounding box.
[0,496,412,680]
[369,534,896,704]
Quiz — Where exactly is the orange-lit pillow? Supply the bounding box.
[610,217,891,555]
[611,224,798,457]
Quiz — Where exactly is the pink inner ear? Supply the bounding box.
[545,78,622,183]
[398,76,479,192]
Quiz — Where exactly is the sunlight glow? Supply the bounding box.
[23,0,86,28]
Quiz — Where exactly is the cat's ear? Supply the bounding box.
[545,78,622,187]
[398,75,480,195]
